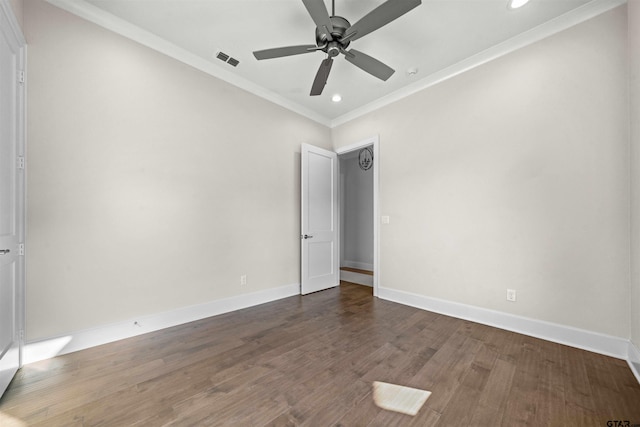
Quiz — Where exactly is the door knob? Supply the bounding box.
[0,249,10,255]
[302,234,314,239]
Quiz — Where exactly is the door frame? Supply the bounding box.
[0,0,27,374]
[335,135,380,297]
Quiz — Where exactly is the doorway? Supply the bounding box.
[336,136,379,296]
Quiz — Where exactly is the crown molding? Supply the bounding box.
[46,0,332,127]
[330,0,627,128]
[0,0,26,47]
[46,0,625,129]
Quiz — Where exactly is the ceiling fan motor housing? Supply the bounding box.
[315,16,351,53]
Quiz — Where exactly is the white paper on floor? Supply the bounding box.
[372,381,432,416]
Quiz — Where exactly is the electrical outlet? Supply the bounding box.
[506,289,517,302]
[240,275,247,286]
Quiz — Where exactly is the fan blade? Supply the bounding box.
[345,49,395,81]
[346,0,421,42]
[310,58,333,96]
[253,45,318,60]
[302,0,334,40]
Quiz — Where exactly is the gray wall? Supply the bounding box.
[333,7,630,338]
[24,0,331,340]
[21,0,638,347]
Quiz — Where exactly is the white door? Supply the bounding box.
[0,3,25,398]
[301,144,339,294]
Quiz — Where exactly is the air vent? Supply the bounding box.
[215,51,239,67]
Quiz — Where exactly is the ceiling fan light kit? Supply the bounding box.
[253,0,422,97]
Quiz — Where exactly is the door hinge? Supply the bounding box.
[19,330,25,341]
[17,156,25,169]
[18,70,25,85]
[19,243,24,256]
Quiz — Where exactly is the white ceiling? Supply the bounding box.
[49,0,623,126]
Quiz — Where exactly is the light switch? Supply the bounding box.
[381,216,390,224]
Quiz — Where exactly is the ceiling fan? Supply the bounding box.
[253,0,422,96]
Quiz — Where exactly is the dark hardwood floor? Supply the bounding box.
[1,282,639,426]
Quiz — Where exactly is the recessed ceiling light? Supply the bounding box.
[508,0,530,9]
[331,94,342,103]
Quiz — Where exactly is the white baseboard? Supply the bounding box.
[23,282,640,386]
[628,341,640,384]
[342,261,374,272]
[23,283,300,365]
[378,287,630,360]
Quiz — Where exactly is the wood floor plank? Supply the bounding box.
[501,340,546,426]
[531,340,566,427]
[2,283,640,426]
[469,357,516,426]
[332,390,382,426]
